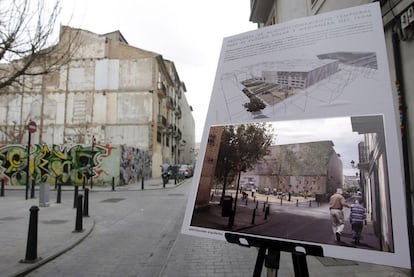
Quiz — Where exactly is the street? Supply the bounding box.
[26,180,259,277]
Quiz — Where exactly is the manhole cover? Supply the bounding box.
[42,220,68,225]
[100,198,125,203]
[0,216,24,221]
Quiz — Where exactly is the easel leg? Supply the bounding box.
[292,252,309,277]
[253,247,266,277]
[265,249,280,277]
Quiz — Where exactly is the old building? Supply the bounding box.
[0,26,195,178]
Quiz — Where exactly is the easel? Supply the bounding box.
[225,233,324,277]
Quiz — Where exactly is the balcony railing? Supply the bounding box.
[157,82,167,98]
[157,115,167,129]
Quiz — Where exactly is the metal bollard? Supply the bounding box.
[211,193,214,201]
[56,183,62,204]
[251,208,256,224]
[112,177,115,191]
[21,206,41,263]
[264,205,270,220]
[309,200,312,207]
[280,197,283,206]
[73,185,79,208]
[74,194,84,232]
[30,179,35,199]
[245,198,248,206]
[1,179,4,197]
[83,188,89,217]
[296,199,299,207]
[141,176,144,190]
[263,201,266,212]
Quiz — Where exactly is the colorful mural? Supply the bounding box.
[0,144,150,186]
[119,145,152,185]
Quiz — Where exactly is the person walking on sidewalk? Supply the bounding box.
[329,188,351,242]
[350,199,366,245]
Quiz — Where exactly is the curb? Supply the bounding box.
[10,219,96,277]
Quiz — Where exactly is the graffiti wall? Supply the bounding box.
[119,145,152,185]
[0,144,151,186]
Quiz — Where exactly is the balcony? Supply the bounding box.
[157,82,167,98]
[157,115,167,130]
[167,97,175,110]
[175,105,182,118]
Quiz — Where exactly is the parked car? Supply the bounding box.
[179,164,193,178]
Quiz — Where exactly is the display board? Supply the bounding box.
[182,3,411,268]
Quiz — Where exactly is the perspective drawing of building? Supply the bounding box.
[0,26,195,178]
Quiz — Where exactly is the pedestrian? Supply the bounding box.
[329,188,351,242]
[350,199,366,244]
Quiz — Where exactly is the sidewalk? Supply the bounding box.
[0,177,182,277]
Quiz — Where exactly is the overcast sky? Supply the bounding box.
[59,0,256,143]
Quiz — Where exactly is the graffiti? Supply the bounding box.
[0,144,107,186]
[119,145,152,185]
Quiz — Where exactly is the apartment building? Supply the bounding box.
[0,26,195,178]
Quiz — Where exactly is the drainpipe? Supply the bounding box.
[392,31,414,272]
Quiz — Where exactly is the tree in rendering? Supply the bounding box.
[215,123,273,201]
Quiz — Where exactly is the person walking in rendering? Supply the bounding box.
[329,188,351,242]
[350,199,366,244]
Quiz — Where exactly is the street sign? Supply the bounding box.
[28,121,37,133]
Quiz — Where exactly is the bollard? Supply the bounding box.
[245,198,248,206]
[309,200,312,207]
[254,196,256,203]
[141,176,144,190]
[264,205,270,220]
[280,197,283,206]
[30,179,35,199]
[112,177,115,191]
[1,179,4,197]
[73,185,79,208]
[74,194,84,232]
[296,199,299,207]
[251,208,256,224]
[21,206,41,263]
[263,201,266,212]
[56,183,62,204]
[83,188,89,217]
[255,201,258,209]
[211,193,214,201]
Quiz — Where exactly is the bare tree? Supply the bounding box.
[0,0,76,92]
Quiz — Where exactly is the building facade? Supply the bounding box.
[0,26,195,178]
